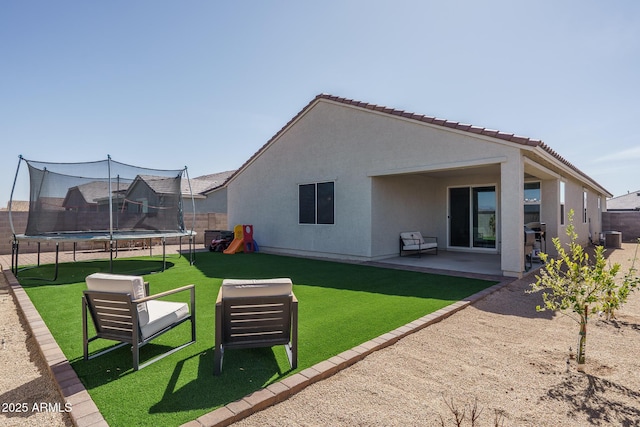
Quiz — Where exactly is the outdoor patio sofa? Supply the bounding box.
[214,278,298,375]
[399,231,438,257]
[82,272,196,371]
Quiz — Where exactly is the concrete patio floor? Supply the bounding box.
[368,249,542,281]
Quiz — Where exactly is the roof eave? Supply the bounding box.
[225,93,610,197]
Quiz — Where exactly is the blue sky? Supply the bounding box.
[1,1,639,207]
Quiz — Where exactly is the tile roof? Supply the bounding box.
[227,93,608,195]
[319,94,543,147]
[136,175,181,195]
[4,200,29,212]
[72,181,115,203]
[191,170,235,194]
[127,172,232,197]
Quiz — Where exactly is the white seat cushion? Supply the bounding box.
[400,232,424,247]
[86,272,150,325]
[403,242,438,251]
[400,231,424,246]
[221,278,292,298]
[140,300,190,340]
[85,273,146,298]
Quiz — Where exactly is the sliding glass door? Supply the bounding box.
[449,186,496,249]
[449,187,470,247]
[473,187,496,248]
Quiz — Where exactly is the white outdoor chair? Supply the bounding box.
[82,272,196,371]
[399,231,438,257]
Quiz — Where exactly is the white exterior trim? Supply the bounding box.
[369,156,507,177]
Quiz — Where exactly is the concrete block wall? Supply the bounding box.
[172,212,229,247]
[602,211,640,242]
[0,211,29,255]
[0,211,228,255]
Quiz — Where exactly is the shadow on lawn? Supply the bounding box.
[70,341,186,386]
[544,372,640,425]
[16,259,175,287]
[149,347,289,413]
[71,343,291,413]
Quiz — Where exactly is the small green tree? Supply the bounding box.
[528,210,639,365]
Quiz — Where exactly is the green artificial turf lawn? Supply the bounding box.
[21,251,496,427]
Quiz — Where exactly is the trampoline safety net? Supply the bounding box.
[12,156,191,238]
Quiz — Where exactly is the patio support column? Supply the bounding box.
[540,178,559,257]
[500,157,525,277]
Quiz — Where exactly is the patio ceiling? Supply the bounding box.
[415,164,500,179]
[369,157,504,179]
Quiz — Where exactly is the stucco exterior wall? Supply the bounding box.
[227,98,610,276]
[554,177,602,248]
[500,156,525,276]
[191,187,227,213]
[370,175,438,258]
[539,178,558,248]
[230,100,522,262]
[228,102,375,260]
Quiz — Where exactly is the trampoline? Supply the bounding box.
[9,155,197,279]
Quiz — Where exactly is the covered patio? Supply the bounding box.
[369,155,566,278]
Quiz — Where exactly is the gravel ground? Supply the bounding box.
[1,244,639,427]
[0,269,72,427]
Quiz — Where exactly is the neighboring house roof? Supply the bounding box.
[128,173,231,200]
[4,200,29,212]
[135,175,182,195]
[189,170,235,195]
[226,93,610,196]
[607,191,640,211]
[63,181,111,207]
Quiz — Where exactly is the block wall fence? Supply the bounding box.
[602,211,640,243]
[0,211,228,255]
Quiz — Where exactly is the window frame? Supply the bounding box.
[583,188,588,223]
[298,181,335,225]
[560,181,565,226]
[524,181,541,224]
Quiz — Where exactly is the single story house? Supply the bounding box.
[63,181,110,212]
[226,94,611,277]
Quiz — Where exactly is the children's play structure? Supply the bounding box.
[223,224,257,254]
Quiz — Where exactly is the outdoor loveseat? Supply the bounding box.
[82,272,196,371]
[214,278,298,375]
[399,231,438,257]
